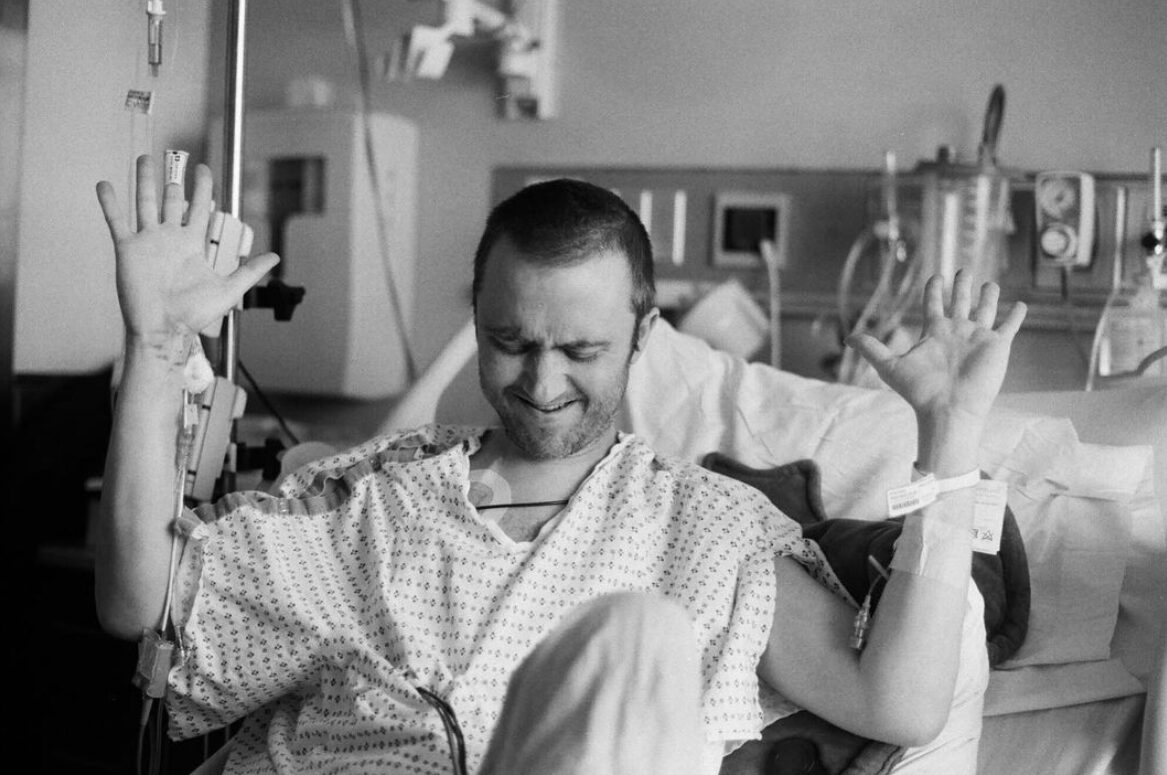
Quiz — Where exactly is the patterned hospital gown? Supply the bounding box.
[167,425,838,774]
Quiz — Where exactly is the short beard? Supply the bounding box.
[481,362,630,461]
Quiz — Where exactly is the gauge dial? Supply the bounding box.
[1038,177,1078,217]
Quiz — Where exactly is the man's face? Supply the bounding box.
[475,237,653,461]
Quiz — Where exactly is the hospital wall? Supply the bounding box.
[13,1,1165,396]
[13,0,213,373]
[210,0,1162,393]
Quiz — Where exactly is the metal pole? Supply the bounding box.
[219,0,247,492]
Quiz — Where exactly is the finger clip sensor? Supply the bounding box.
[165,149,189,187]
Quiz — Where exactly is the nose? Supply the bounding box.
[520,350,569,405]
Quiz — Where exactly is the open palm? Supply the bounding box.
[847,273,1027,420]
[96,155,278,344]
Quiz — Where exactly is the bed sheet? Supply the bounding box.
[976,694,1144,775]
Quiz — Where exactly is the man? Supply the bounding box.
[95,155,1025,774]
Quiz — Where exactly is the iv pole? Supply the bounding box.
[218,0,247,493]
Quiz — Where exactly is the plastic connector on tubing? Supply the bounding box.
[146,0,165,73]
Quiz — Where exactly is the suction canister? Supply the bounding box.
[901,86,1015,286]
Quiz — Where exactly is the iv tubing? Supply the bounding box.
[836,225,924,385]
[160,389,195,632]
[1087,187,1128,391]
[1153,148,1163,235]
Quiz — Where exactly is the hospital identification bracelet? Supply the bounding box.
[886,468,980,517]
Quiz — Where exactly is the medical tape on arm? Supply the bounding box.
[887,470,978,589]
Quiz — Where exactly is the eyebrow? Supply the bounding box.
[485,326,610,350]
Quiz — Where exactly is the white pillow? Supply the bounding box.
[978,411,1147,668]
[625,321,1149,669]
[997,386,1167,683]
[622,318,918,522]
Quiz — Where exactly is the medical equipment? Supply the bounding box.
[1087,147,1167,387]
[836,86,1013,386]
[836,151,925,385]
[146,0,165,76]
[386,0,559,119]
[208,108,419,398]
[850,556,890,651]
[706,191,788,366]
[163,148,188,186]
[1035,171,1096,268]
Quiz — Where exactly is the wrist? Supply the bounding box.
[916,409,985,476]
[122,333,197,380]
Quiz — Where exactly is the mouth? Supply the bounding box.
[513,393,579,415]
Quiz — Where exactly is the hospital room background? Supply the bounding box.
[2,1,1165,773]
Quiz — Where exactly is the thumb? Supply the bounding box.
[224,252,280,299]
[845,332,892,371]
[196,253,280,339]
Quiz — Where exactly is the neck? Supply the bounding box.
[473,427,618,501]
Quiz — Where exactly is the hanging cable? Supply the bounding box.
[340,0,420,383]
[238,360,301,446]
[1058,266,1091,369]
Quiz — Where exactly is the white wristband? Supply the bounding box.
[926,467,981,493]
[887,468,980,517]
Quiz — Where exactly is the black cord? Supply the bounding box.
[1060,266,1091,367]
[237,360,301,446]
[475,499,570,511]
[417,687,467,775]
[152,702,164,775]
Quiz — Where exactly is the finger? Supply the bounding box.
[845,332,893,371]
[161,181,185,224]
[185,165,214,232]
[973,282,1000,327]
[224,252,281,299]
[923,274,945,321]
[95,181,131,242]
[948,270,972,320]
[996,301,1028,340]
[135,155,159,229]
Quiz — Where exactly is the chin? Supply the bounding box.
[499,408,615,461]
[504,424,589,460]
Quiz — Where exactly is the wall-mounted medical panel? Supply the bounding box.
[210,109,418,398]
[493,166,1155,330]
[493,166,871,304]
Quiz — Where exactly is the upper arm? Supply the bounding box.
[759,552,968,747]
[759,555,870,730]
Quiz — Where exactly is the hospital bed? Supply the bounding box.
[360,316,1166,775]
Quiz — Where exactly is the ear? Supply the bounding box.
[630,307,659,363]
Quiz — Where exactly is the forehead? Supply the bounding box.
[477,238,636,339]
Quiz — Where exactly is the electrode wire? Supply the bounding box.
[238,360,302,446]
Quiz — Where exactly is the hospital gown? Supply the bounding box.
[166,425,842,774]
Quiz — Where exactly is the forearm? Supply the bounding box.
[95,337,189,640]
[856,410,982,741]
[856,493,975,742]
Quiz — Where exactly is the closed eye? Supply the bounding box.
[563,346,603,362]
[489,335,528,355]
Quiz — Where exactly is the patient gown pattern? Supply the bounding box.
[167,425,839,774]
